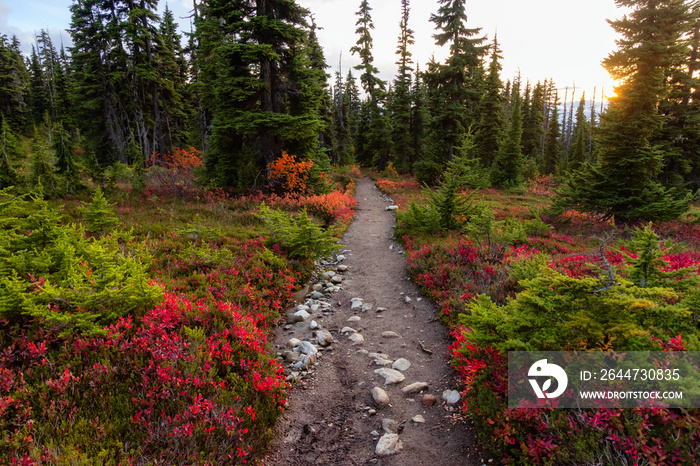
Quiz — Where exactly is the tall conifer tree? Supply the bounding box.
[424,0,486,168]
[555,0,694,221]
[491,77,523,187]
[197,0,322,190]
[473,35,504,170]
[391,0,415,172]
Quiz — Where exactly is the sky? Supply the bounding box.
[1,0,623,104]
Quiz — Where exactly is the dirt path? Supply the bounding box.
[266,178,486,466]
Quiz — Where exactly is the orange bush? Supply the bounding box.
[527,173,558,196]
[267,151,314,195]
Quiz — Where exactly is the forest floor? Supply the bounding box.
[265,178,489,466]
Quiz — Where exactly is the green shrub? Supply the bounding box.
[79,187,120,236]
[460,266,696,352]
[0,188,163,336]
[257,203,340,261]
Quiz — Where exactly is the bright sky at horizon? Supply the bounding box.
[1,0,623,104]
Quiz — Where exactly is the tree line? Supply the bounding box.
[0,0,698,220]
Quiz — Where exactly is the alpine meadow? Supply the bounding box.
[1,0,700,464]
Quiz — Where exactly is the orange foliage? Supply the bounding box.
[347,165,362,178]
[375,179,421,196]
[267,151,314,195]
[149,147,203,171]
[527,173,558,196]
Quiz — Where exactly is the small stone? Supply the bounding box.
[315,329,333,347]
[392,358,411,371]
[411,414,426,424]
[337,265,348,272]
[347,316,361,323]
[421,394,437,407]
[382,418,399,433]
[307,291,323,300]
[404,296,412,303]
[286,313,304,324]
[312,283,323,292]
[385,205,400,211]
[336,255,346,261]
[374,368,405,385]
[372,357,393,367]
[368,408,377,415]
[341,326,358,334]
[351,301,363,310]
[348,333,365,345]
[361,303,373,312]
[401,382,429,394]
[382,331,401,339]
[442,390,461,405]
[286,338,301,348]
[371,387,391,407]
[370,430,380,437]
[293,309,311,320]
[368,352,391,360]
[331,275,343,284]
[310,304,320,312]
[283,351,299,362]
[296,304,310,312]
[297,341,318,356]
[309,320,319,330]
[389,245,394,250]
[376,307,388,313]
[375,433,403,457]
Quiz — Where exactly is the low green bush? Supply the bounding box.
[0,188,162,337]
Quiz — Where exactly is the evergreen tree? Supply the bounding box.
[53,122,79,194]
[303,18,333,172]
[409,65,430,167]
[657,2,700,189]
[542,91,561,175]
[491,77,523,187]
[53,44,74,129]
[29,126,55,188]
[350,0,384,99]
[555,0,694,221]
[567,93,589,173]
[424,0,487,166]
[350,0,391,169]
[331,65,353,165]
[0,115,21,187]
[197,0,322,190]
[155,4,189,151]
[473,35,504,170]
[0,35,29,130]
[28,46,49,126]
[69,0,131,165]
[391,0,415,172]
[522,80,545,164]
